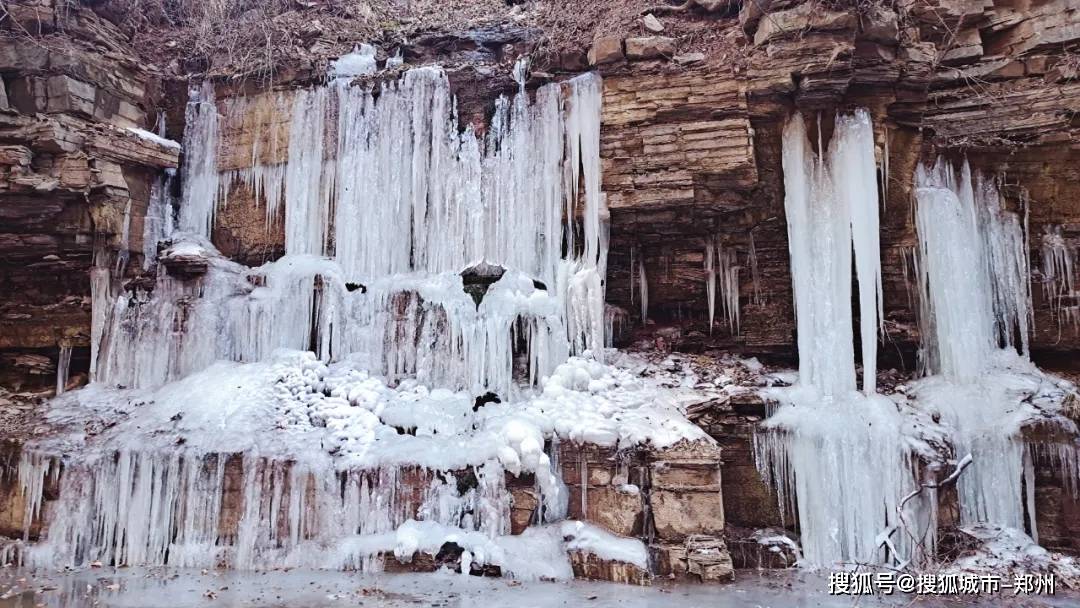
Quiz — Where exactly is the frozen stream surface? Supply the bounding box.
[0,568,1076,608]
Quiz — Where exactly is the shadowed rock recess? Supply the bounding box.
[0,0,1079,590]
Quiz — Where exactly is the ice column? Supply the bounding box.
[178,82,220,236]
[913,158,1037,532]
[756,111,920,568]
[913,160,1032,380]
[705,238,716,333]
[55,344,71,395]
[284,88,332,255]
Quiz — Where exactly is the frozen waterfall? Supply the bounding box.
[24,60,624,573]
[910,158,1050,535]
[755,110,924,568]
[91,66,608,397]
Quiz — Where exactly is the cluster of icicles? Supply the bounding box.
[1040,225,1079,336]
[91,55,607,399]
[14,52,612,572]
[7,451,516,571]
[753,110,916,568]
[754,110,1079,569]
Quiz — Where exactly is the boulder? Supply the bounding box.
[568,551,651,585]
[625,36,676,60]
[752,3,857,46]
[509,486,538,534]
[642,14,664,34]
[685,535,734,582]
[588,37,624,65]
[861,6,900,44]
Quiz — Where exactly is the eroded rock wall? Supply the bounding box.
[582,0,1080,367]
[1,2,179,398]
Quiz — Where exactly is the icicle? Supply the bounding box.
[115,197,133,276]
[705,238,716,334]
[16,450,502,571]
[913,159,1031,380]
[1040,225,1078,336]
[910,157,1053,540]
[142,170,176,270]
[178,82,220,236]
[780,112,856,397]
[637,255,648,326]
[830,109,883,394]
[284,87,331,256]
[55,344,71,395]
[1025,446,1038,544]
[748,231,764,306]
[88,265,111,381]
[717,244,740,336]
[881,123,890,205]
[330,44,377,80]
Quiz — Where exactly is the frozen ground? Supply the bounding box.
[0,567,1077,608]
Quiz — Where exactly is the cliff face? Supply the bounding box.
[1,2,179,397]
[4,0,1078,393]
[591,0,1080,365]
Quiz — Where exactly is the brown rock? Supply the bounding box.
[574,485,644,537]
[727,527,799,569]
[651,489,725,540]
[642,14,664,34]
[510,487,538,534]
[161,243,211,278]
[651,543,689,577]
[559,49,588,71]
[753,3,856,46]
[649,439,724,541]
[588,37,624,66]
[685,535,734,582]
[1025,55,1051,75]
[673,52,705,65]
[739,0,774,36]
[940,27,983,64]
[861,6,899,44]
[625,36,676,61]
[46,75,96,117]
[568,551,651,585]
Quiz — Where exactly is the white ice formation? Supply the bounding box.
[92,64,608,396]
[755,110,926,569]
[1040,225,1079,335]
[909,159,1077,540]
[8,56,712,577]
[758,116,1079,571]
[704,237,740,335]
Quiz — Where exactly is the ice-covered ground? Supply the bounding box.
[2,567,1075,608]
[34,348,711,469]
[10,349,731,572]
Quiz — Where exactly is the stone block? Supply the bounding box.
[46,75,96,117]
[651,489,725,541]
[685,535,734,582]
[588,37,624,65]
[625,36,675,60]
[642,14,664,34]
[753,3,856,46]
[568,551,651,585]
[510,486,538,534]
